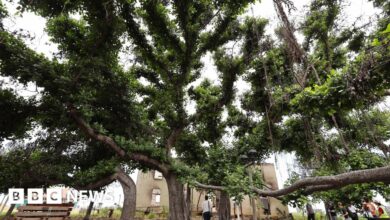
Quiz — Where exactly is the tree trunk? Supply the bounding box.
[83,201,94,220]
[0,195,9,214]
[4,204,15,220]
[117,171,136,220]
[248,168,257,220]
[166,173,190,220]
[218,191,231,220]
[185,185,192,218]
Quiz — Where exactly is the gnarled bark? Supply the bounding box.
[74,167,136,220]
[68,107,169,174]
[117,169,136,220]
[185,185,192,218]
[218,191,231,220]
[166,173,190,220]
[196,165,390,198]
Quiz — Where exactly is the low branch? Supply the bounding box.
[303,184,340,194]
[194,181,225,191]
[75,173,118,191]
[195,165,390,197]
[253,165,390,197]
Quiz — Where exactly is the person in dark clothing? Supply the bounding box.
[347,204,359,220]
[338,202,351,220]
[328,203,337,220]
[306,203,315,220]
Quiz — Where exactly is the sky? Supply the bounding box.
[0,0,388,210]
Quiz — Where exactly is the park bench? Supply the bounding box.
[15,205,73,220]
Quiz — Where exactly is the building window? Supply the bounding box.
[151,189,161,206]
[154,171,163,180]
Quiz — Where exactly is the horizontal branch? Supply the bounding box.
[195,165,390,197]
[75,173,118,191]
[81,167,135,190]
[194,181,225,191]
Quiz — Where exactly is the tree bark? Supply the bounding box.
[195,165,390,197]
[185,185,192,218]
[0,195,8,214]
[248,168,257,220]
[166,173,190,220]
[117,170,136,220]
[4,204,15,220]
[83,201,94,220]
[250,165,390,197]
[68,107,169,174]
[218,191,231,220]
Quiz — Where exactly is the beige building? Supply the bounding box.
[136,163,289,219]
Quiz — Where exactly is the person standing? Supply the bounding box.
[202,195,212,220]
[328,203,337,220]
[363,198,377,218]
[347,204,359,220]
[338,202,351,220]
[374,201,390,218]
[363,204,374,220]
[306,203,315,220]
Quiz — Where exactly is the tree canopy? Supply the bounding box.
[0,0,390,219]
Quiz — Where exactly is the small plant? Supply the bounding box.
[146,213,156,219]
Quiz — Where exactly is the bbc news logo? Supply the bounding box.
[9,188,120,204]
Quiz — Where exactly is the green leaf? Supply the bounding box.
[381,23,390,34]
[371,38,381,46]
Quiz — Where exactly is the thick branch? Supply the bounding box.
[67,107,169,174]
[253,165,390,197]
[195,165,390,197]
[75,173,117,191]
[165,128,184,154]
[118,0,171,77]
[194,181,225,191]
[142,1,183,54]
[68,107,126,157]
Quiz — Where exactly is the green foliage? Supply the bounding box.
[71,159,118,188]
[222,166,251,202]
[0,89,36,140]
[0,145,72,192]
[0,0,390,205]
[0,1,7,25]
[280,172,308,208]
[292,22,390,117]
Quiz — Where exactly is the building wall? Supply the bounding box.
[136,163,289,218]
[135,171,169,210]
